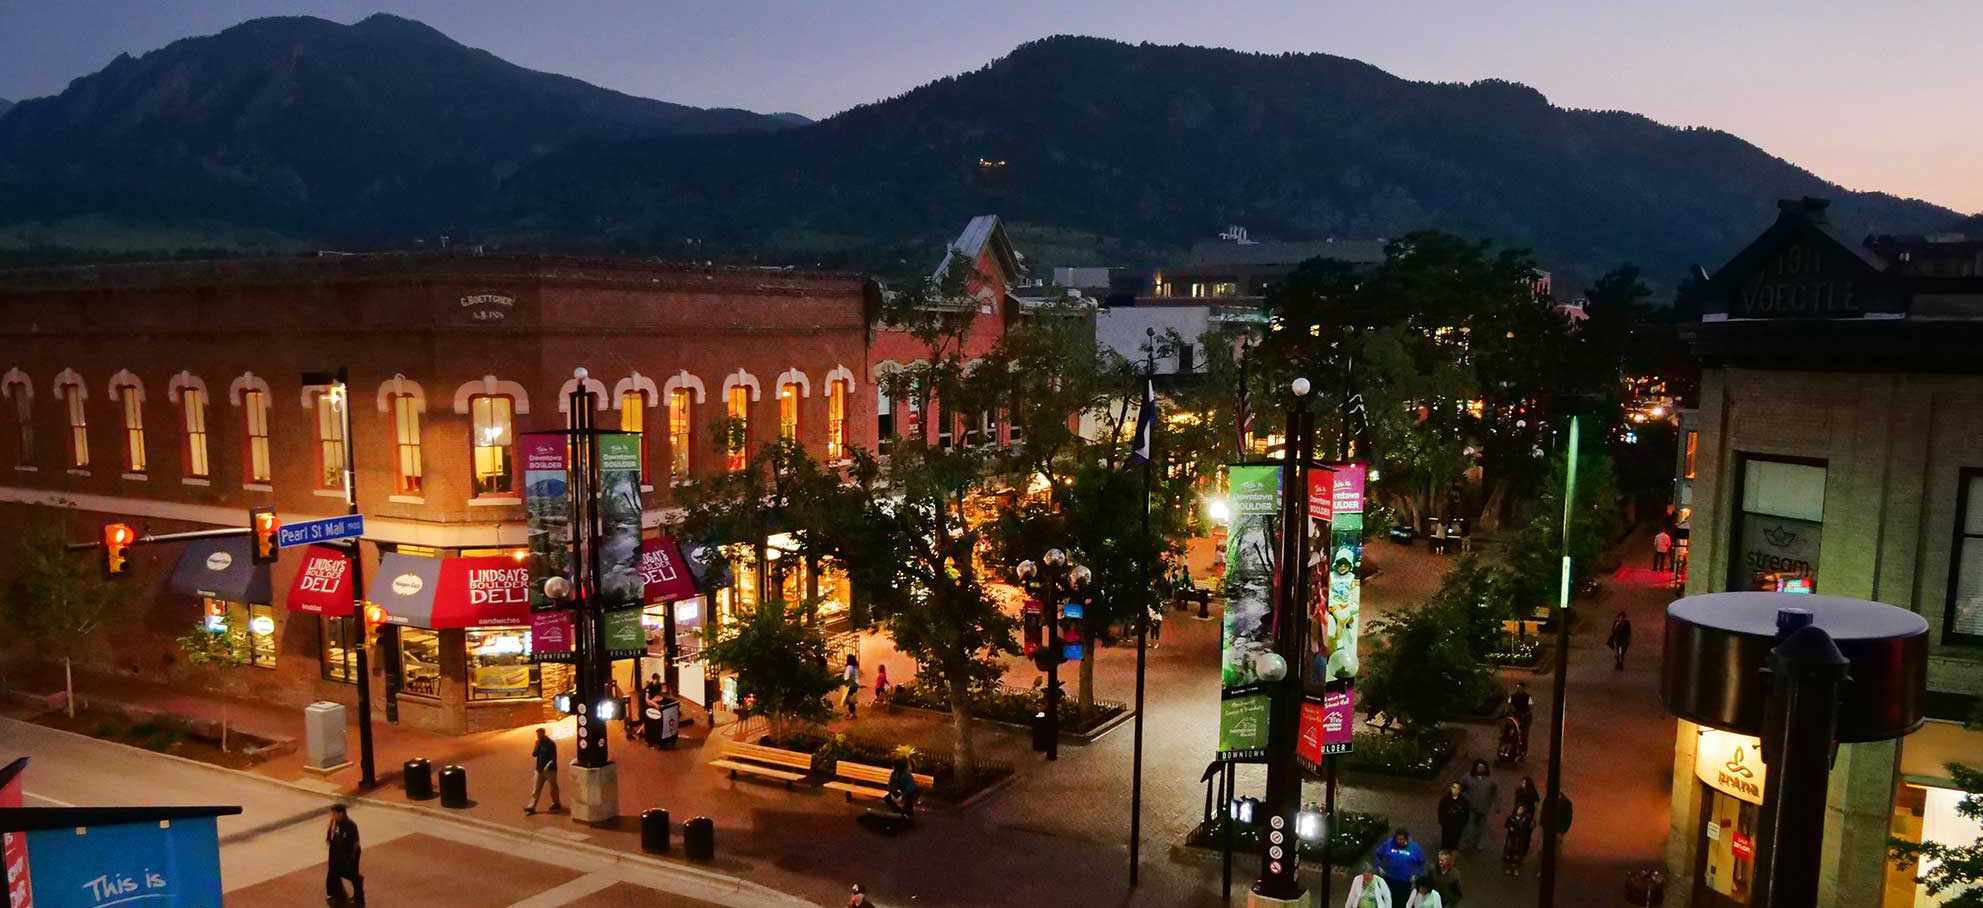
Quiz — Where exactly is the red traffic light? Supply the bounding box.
[249,507,280,565]
[101,522,135,576]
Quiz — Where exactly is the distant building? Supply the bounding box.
[1135,238,1388,304]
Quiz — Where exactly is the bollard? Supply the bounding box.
[640,808,671,854]
[403,758,434,800]
[682,816,715,861]
[438,764,469,808]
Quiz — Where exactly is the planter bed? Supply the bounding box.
[1185,809,1389,869]
[1338,728,1459,780]
[34,704,278,771]
[889,683,1128,738]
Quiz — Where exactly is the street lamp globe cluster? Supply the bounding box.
[1014,547,1088,762]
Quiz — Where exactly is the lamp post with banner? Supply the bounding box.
[301,367,375,790]
[1251,377,1315,907]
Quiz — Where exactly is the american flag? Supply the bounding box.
[1235,342,1253,457]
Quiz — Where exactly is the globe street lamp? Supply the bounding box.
[1016,550,1087,761]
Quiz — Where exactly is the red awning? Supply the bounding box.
[429,556,531,629]
[286,545,355,616]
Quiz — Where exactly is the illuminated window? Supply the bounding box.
[726,385,750,470]
[668,389,692,479]
[391,393,422,493]
[1151,272,1170,298]
[181,388,209,478]
[61,379,88,468]
[242,389,271,482]
[466,626,540,701]
[470,395,515,496]
[621,390,648,484]
[875,385,894,444]
[827,380,848,460]
[321,616,358,684]
[778,383,800,443]
[313,389,346,491]
[4,377,31,466]
[1683,431,1699,480]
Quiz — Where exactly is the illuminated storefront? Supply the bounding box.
[1690,730,1764,905]
[365,549,542,732]
[168,537,275,671]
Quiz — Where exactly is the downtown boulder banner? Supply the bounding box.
[1297,462,1366,771]
[522,433,571,611]
[595,433,645,611]
[1220,464,1281,762]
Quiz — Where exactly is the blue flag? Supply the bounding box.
[1130,379,1156,464]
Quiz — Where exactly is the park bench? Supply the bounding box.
[824,759,934,804]
[707,741,814,788]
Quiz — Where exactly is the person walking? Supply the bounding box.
[848,883,871,906]
[1512,776,1540,818]
[1404,876,1443,908]
[1458,760,1498,852]
[883,757,919,817]
[1146,602,1165,649]
[1426,850,1464,907]
[1652,528,1673,572]
[1506,682,1534,756]
[1344,864,1393,908]
[1373,829,1426,904]
[842,654,861,718]
[1502,802,1537,876]
[525,727,563,815]
[1435,782,1469,852]
[873,664,890,704]
[1606,611,1633,670]
[324,804,364,905]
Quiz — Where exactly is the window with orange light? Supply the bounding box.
[778,383,800,442]
[726,385,750,470]
[827,380,848,461]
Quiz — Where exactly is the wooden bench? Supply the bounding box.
[707,741,814,788]
[824,760,934,804]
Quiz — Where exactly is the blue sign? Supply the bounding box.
[277,515,365,549]
[25,816,223,908]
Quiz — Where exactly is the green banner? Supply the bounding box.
[596,432,645,611]
[1219,464,1281,762]
[604,606,646,657]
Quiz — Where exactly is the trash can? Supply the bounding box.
[643,699,681,748]
[682,816,715,861]
[403,758,433,800]
[438,764,469,808]
[1031,711,1052,752]
[640,808,670,854]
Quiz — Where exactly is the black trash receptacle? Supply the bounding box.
[1031,711,1051,752]
[640,808,670,854]
[643,699,680,748]
[682,816,715,861]
[438,764,469,808]
[403,758,434,800]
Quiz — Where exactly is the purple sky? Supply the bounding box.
[2,0,1978,213]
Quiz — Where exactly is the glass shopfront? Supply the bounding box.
[203,598,276,669]
[321,616,358,683]
[466,626,538,701]
[1729,457,1826,592]
[399,627,442,698]
[1693,729,1764,906]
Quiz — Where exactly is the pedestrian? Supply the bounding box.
[1147,602,1164,649]
[873,664,890,704]
[1344,863,1393,908]
[1512,776,1540,817]
[883,757,919,817]
[1502,802,1537,876]
[1458,759,1498,852]
[1430,518,1448,555]
[1653,528,1673,571]
[1372,828,1425,904]
[644,672,665,701]
[1435,782,1469,852]
[324,804,364,905]
[848,883,870,906]
[1606,611,1633,670]
[1404,877,1443,908]
[1427,850,1464,907]
[1507,682,1534,755]
[525,727,563,815]
[842,654,861,717]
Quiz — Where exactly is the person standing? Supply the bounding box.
[1605,611,1633,670]
[1507,682,1534,756]
[1436,782,1469,852]
[1146,602,1165,649]
[842,654,861,718]
[1512,776,1540,818]
[1404,877,1443,908]
[1502,802,1537,876]
[324,804,364,905]
[873,664,890,704]
[1458,760,1498,852]
[525,727,563,815]
[1653,528,1673,572]
[1373,829,1426,904]
[1344,864,1393,908]
[1426,850,1464,907]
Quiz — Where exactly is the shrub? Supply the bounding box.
[1341,729,1458,779]
[1191,809,1390,867]
[890,682,1126,734]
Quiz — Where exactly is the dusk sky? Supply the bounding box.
[3,0,1978,214]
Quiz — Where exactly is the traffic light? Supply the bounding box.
[250,507,280,564]
[101,523,135,577]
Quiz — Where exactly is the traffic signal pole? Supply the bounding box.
[335,368,377,790]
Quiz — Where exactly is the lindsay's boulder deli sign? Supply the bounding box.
[286,545,355,615]
[442,557,531,624]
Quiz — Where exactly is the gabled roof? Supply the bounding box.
[933,215,1023,288]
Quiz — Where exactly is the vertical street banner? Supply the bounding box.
[1219,464,1281,762]
[639,536,699,604]
[529,609,575,663]
[1298,463,1366,769]
[522,433,570,611]
[596,433,645,611]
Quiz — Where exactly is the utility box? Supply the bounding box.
[304,701,350,773]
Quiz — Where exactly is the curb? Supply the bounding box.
[1,715,814,908]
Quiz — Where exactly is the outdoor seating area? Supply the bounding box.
[826,760,933,804]
[706,741,812,788]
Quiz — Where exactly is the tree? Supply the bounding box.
[4,517,117,718]
[175,620,247,751]
[1358,596,1495,735]
[698,597,840,740]
[1503,450,1622,608]
[1892,709,1983,907]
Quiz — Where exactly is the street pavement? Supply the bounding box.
[1,530,1684,907]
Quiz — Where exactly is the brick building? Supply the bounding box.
[0,253,876,734]
[1668,199,1983,907]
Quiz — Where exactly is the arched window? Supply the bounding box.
[182,387,210,479]
[54,371,88,469]
[621,389,649,484]
[470,394,515,496]
[309,387,347,491]
[726,385,750,471]
[390,392,422,494]
[827,379,849,461]
[109,373,146,475]
[2,370,31,467]
[230,372,273,485]
[778,382,801,443]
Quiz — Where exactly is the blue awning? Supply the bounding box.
[168,537,271,603]
[368,552,444,630]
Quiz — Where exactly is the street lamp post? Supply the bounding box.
[304,367,375,790]
[1252,377,1314,907]
[1015,549,1087,762]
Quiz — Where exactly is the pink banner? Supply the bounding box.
[530,609,574,661]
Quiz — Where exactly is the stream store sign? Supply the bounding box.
[1695,729,1767,806]
[20,817,223,908]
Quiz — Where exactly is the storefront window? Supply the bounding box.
[321,616,358,683]
[1698,789,1757,904]
[1946,472,1983,641]
[202,599,276,669]
[1729,457,1825,592]
[399,627,443,698]
[466,626,539,701]
[1683,430,1699,479]
[470,395,515,496]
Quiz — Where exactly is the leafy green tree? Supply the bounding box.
[175,620,248,751]
[699,597,840,739]
[1891,707,1983,908]
[1358,596,1495,736]
[5,517,118,718]
[1504,449,1622,609]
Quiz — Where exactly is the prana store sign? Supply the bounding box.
[1695,729,1767,806]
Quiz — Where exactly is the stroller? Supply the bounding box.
[1496,714,1526,765]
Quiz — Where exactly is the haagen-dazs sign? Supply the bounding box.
[459,292,516,323]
